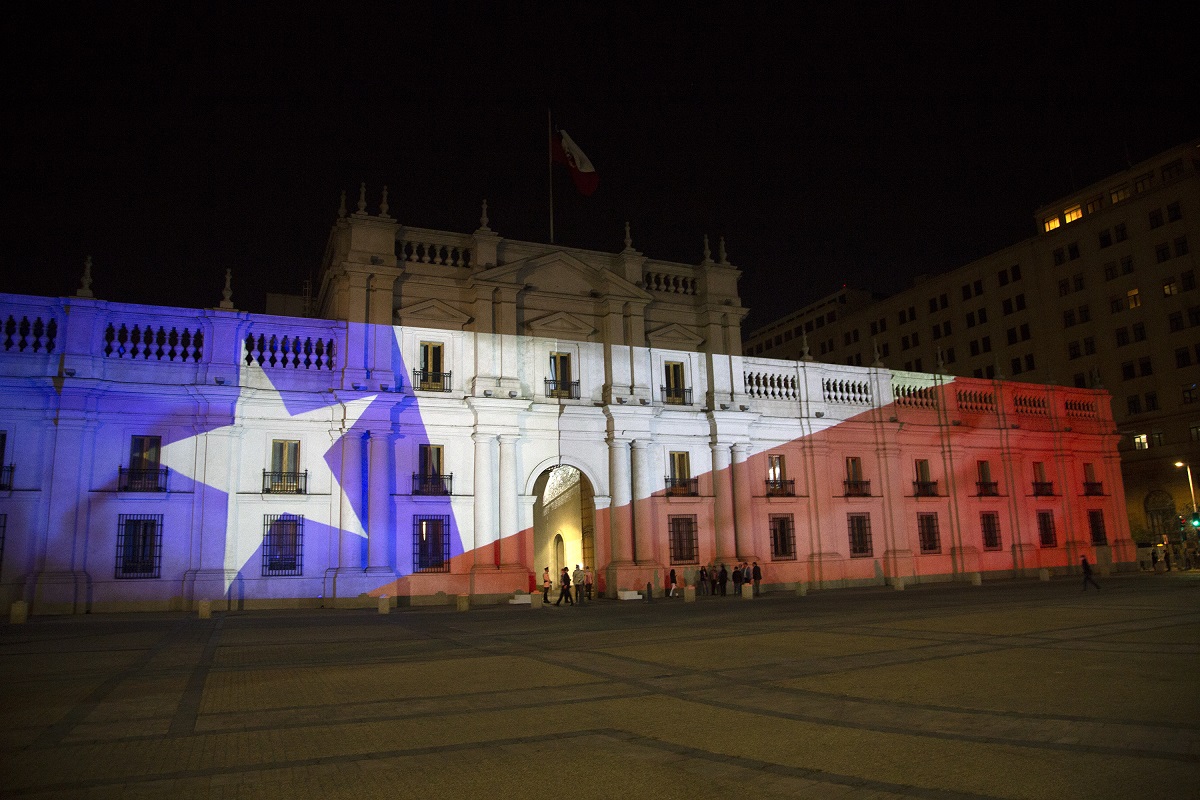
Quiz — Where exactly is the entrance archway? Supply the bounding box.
[532,465,596,585]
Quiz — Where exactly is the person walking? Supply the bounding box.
[718,564,728,596]
[542,567,552,603]
[572,564,586,603]
[668,568,678,597]
[1081,556,1101,591]
[752,561,762,596]
[698,565,709,595]
[555,567,574,605]
[584,565,594,600]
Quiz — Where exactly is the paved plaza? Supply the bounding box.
[2,572,1198,799]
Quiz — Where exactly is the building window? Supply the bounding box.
[546,351,579,399]
[1067,243,1080,260]
[1150,209,1164,229]
[666,451,697,496]
[1133,433,1149,449]
[662,361,691,405]
[413,515,450,573]
[1183,384,1197,404]
[766,454,794,496]
[1115,223,1128,243]
[1191,423,1200,442]
[1145,392,1159,411]
[265,439,306,493]
[1139,357,1153,376]
[1086,196,1103,214]
[1067,341,1081,360]
[1098,230,1112,248]
[1083,337,1095,355]
[1183,270,1196,291]
[1037,511,1057,547]
[1169,312,1184,331]
[1150,431,1164,447]
[1167,200,1182,221]
[1131,321,1143,340]
[120,435,167,492]
[1134,173,1153,193]
[416,341,450,391]
[0,431,10,491]
[668,515,699,564]
[414,444,451,495]
[1127,289,1141,309]
[917,513,941,554]
[263,514,303,576]
[115,514,162,579]
[1087,510,1108,546]
[1156,244,1171,263]
[770,514,797,561]
[1043,215,1060,232]
[913,459,937,496]
[848,513,872,557]
[1032,462,1053,496]
[1178,348,1194,369]
[1176,236,1190,257]
[976,461,998,496]
[1127,395,1142,415]
[1063,309,1076,327]
[844,457,869,496]
[1064,204,1082,224]
[980,512,1002,551]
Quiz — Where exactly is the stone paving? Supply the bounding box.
[2,572,1198,799]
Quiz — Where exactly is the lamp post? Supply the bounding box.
[1175,461,1197,513]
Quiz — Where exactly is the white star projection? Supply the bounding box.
[161,361,376,588]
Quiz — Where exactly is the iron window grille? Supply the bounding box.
[0,465,11,491]
[262,470,307,494]
[668,515,699,564]
[1037,511,1057,547]
[0,514,6,579]
[414,515,451,572]
[913,480,939,497]
[115,514,162,579]
[1083,481,1105,496]
[412,472,453,495]
[262,514,303,576]
[664,477,699,496]
[976,481,999,496]
[980,512,1002,551]
[544,378,580,399]
[1088,510,1108,545]
[844,479,871,497]
[770,514,797,561]
[917,512,941,554]
[1032,481,1055,496]
[660,386,693,406]
[118,466,168,492]
[412,369,452,392]
[848,513,872,557]
[765,478,796,497]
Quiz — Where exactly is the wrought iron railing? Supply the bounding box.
[664,477,699,496]
[913,480,939,497]
[1083,481,1105,496]
[1032,481,1056,496]
[844,479,871,497]
[413,369,452,392]
[118,467,168,492]
[976,481,999,496]
[262,470,307,494]
[765,479,795,497]
[660,386,693,406]
[544,378,580,399]
[412,472,453,496]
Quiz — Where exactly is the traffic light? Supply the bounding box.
[1191,512,1200,529]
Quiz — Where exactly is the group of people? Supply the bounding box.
[693,562,762,597]
[543,564,594,606]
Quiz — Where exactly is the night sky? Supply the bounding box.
[4,3,1197,331]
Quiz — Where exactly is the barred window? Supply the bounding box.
[263,514,303,576]
[413,515,451,573]
[116,514,162,578]
[1087,510,1108,546]
[0,513,7,578]
[668,515,699,564]
[917,512,941,554]
[848,513,872,557]
[1037,511,1057,548]
[769,514,796,561]
[980,512,1002,551]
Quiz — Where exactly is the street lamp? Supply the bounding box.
[1175,461,1197,511]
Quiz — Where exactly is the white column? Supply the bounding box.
[499,434,520,567]
[366,430,391,570]
[472,432,496,567]
[338,430,364,569]
[609,437,634,563]
[631,439,655,564]
[712,442,736,561]
[732,443,753,557]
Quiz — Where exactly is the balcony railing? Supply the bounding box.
[976,481,999,496]
[262,470,307,494]
[765,478,795,497]
[1032,481,1056,496]
[412,472,453,496]
[413,369,452,392]
[1083,481,1105,496]
[660,386,693,406]
[913,480,939,497]
[844,479,871,497]
[544,378,580,399]
[0,464,12,490]
[118,467,168,492]
[664,477,699,496]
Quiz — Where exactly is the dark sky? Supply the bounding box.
[3,3,1197,330]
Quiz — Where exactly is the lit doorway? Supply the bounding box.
[533,465,596,584]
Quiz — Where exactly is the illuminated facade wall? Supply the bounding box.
[0,293,1134,614]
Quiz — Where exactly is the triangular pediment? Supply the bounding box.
[394,298,473,330]
[646,322,704,350]
[473,251,650,302]
[524,311,597,338]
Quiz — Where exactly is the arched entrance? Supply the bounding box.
[532,465,596,586]
[1145,490,1177,543]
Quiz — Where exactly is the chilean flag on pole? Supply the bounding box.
[551,129,599,196]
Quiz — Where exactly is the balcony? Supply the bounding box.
[1032,481,1056,497]
[765,478,795,497]
[544,378,580,399]
[412,472,453,496]
[413,369,452,392]
[0,464,12,490]
[664,477,699,496]
[976,481,999,496]
[118,467,168,492]
[262,470,307,494]
[844,479,871,497]
[1083,481,1105,496]
[660,386,693,406]
[913,480,939,497]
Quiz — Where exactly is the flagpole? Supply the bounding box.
[548,108,555,244]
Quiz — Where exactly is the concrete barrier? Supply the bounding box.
[377,595,390,614]
[617,590,642,601]
[970,572,982,586]
[683,585,696,603]
[893,578,906,591]
[740,583,752,599]
[1039,568,1051,581]
[530,592,544,608]
[796,582,808,597]
[9,600,29,624]
[197,599,212,619]
[455,594,470,612]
